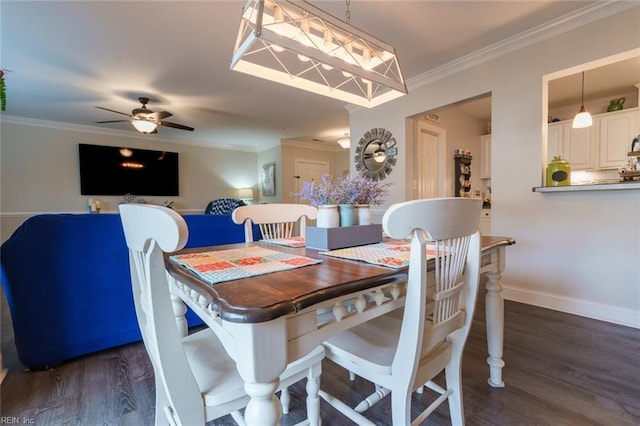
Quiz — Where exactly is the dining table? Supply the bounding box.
[165,235,515,426]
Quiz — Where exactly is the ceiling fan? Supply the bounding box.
[95,97,194,134]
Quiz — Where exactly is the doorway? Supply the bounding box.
[415,121,446,199]
[294,159,330,204]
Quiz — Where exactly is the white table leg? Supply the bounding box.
[485,248,506,387]
[226,318,288,426]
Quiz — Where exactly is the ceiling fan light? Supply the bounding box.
[337,138,350,149]
[132,119,158,133]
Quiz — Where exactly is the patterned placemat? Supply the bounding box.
[260,236,306,248]
[321,240,443,269]
[170,246,321,284]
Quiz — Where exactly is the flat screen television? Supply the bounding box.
[78,143,179,196]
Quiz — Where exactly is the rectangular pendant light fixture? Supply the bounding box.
[230,0,408,108]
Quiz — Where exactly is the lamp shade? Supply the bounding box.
[230,0,407,108]
[237,188,254,200]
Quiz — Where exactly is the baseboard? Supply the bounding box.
[502,285,640,330]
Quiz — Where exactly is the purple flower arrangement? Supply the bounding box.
[300,174,390,206]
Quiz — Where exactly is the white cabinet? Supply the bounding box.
[480,134,491,179]
[479,209,491,236]
[547,121,596,170]
[598,109,640,169]
[547,107,639,171]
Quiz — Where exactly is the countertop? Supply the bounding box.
[533,181,640,192]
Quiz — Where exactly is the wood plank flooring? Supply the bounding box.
[2,286,639,425]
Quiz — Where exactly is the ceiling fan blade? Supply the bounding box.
[95,106,132,117]
[95,120,130,123]
[149,111,172,120]
[160,121,194,131]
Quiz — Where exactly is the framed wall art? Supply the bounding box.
[262,162,276,196]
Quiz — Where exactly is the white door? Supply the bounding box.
[416,121,446,199]
[294,160,330,204]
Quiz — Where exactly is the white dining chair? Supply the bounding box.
[119,204,324,425]
[231,202,319,414]
[232,203,318,242]
[319,197,482,425]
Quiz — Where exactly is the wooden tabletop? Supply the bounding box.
[165,235,515,324]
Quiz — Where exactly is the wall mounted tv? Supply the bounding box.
[78,143,179,196]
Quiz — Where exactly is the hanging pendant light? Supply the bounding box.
[230,0,407,108]
[572,71,593,129]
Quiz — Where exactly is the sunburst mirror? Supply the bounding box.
[354,128,397,181]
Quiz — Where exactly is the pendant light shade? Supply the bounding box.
[230,0,407,108]
[572,72,592,129]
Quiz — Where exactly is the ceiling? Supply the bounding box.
[2,1,637,152]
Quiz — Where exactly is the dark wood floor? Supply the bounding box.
[2,285,639,425]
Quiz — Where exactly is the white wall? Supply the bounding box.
[348,7,640,328]
[0,118,259,241]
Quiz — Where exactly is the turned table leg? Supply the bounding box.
[485,248,506,387]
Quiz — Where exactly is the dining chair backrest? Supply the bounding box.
[320,197,482,425]
[384,197,482,424]
[385,197,481,363]
[231,203,318,242]
[118,204,206,423]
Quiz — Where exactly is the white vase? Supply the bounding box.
[317,205,339,228]
[355,204,371,226]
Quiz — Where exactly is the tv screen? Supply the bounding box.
[78,144,179,196]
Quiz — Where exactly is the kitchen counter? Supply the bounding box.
[533,181,640,193]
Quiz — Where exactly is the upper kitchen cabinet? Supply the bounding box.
[547,120,596,170]
[598,109,640,169]
[547,107,639,170]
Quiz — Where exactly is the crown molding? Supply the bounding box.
[345,1,638,114]
[282,139,344,153]
[0,114,261,153]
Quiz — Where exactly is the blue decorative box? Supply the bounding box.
[305,224,383,251]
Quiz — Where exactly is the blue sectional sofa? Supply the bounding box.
[1,212,258,369]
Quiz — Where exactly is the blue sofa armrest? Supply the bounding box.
[0,212,255,368]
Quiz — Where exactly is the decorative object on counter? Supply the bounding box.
[546,155,571,186]
[572,72,592,129]
[162,201,175,209]
[606,97,625,112]
[619,148,640,181]
[631,134,640,153]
